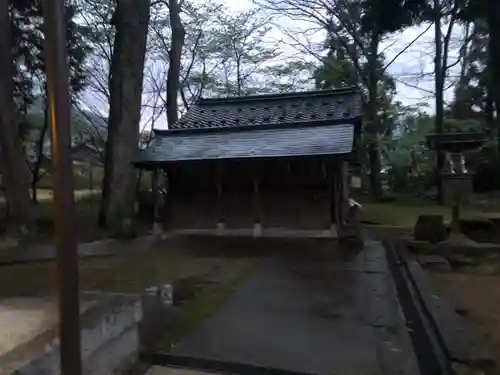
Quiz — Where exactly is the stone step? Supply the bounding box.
[0,292,142,375]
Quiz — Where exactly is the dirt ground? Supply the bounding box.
[428,270,500,365]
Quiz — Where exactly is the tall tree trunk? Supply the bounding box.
[236,56,242,96]
[166,0,185,127]
[0,0,33,235]
[99,0,151,234]
[367,30,381,200]
[434,0,445,203]
[487,0,500,155]
[32,99,49,204]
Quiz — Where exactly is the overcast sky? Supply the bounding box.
[81,0,462,130]
[219,0,461,113]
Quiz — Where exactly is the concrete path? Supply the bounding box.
[170,242,420,375]
[0,235,158,266]
[146,367,220,375]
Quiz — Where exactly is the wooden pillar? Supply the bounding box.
[215,161,225,232]
[328,158,340,235]
[152,168,162,235]
[88,161,93,209]
[340,160,349,225]
[253,170,262,237]
[161,170,171,236]
[88,161,93,192]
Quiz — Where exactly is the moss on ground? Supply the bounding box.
[150,260,258,352]
[0,251,172,297]
[0,249,254,298]
[361,200,484,228]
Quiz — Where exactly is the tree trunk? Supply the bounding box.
[0,0,33,235]
[99,0,151,234]
[367,30,381,200]
[487,0,500,156]
[32,99,49,204]
[236,56,242,96]
[434,0,445,203]
[166,0,185,127]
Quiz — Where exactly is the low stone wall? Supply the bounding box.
[0,292,142,375]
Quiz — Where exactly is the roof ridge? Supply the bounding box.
[197,87,359,106]
[155,118,355,136]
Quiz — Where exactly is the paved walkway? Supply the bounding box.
[169,242,420,375]
[146,367,220,375]
[0,235,158,266]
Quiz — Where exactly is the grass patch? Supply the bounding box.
[0,248,241,297]
[361,200,485,228]
[0,251,175,297]
[34,190,101,221]
[151,261,258,352]
[33,189,101,202]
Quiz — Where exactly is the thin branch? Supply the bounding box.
[393,77,436,95]
[383,23,433,72]
[440,4,459,80]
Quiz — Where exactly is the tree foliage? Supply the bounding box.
[11,0,90,109]
[148,1,287,118]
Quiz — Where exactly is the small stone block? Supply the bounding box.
[253,223,262,237]
[407,240,436,254]
[153,223,162,235]
[216,222,225,234]
[414,214,447,243]
[417,254,451,271]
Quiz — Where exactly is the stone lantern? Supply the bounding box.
[426,132,487,237]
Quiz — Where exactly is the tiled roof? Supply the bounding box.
[172,87,362,129]
[133,123,355,164]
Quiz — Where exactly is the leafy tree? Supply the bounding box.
[460,0,500,155]
[1,0,90,229]
[360,0,500,197]
[210,9,280,96]
[259,60,317,93]
[11,0,89,113]
[20,1,91,203]
[449,20,490,121]
[149,2,283,115]
[256,0,431,199]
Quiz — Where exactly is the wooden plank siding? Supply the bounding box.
[161,156,345,232]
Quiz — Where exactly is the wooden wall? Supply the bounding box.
[164,156,345,230]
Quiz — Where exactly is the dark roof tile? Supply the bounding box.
[134,124,355,164]
[170,88,362,130]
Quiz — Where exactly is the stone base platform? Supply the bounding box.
[168,227,338,238]
[0,292,142,375]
